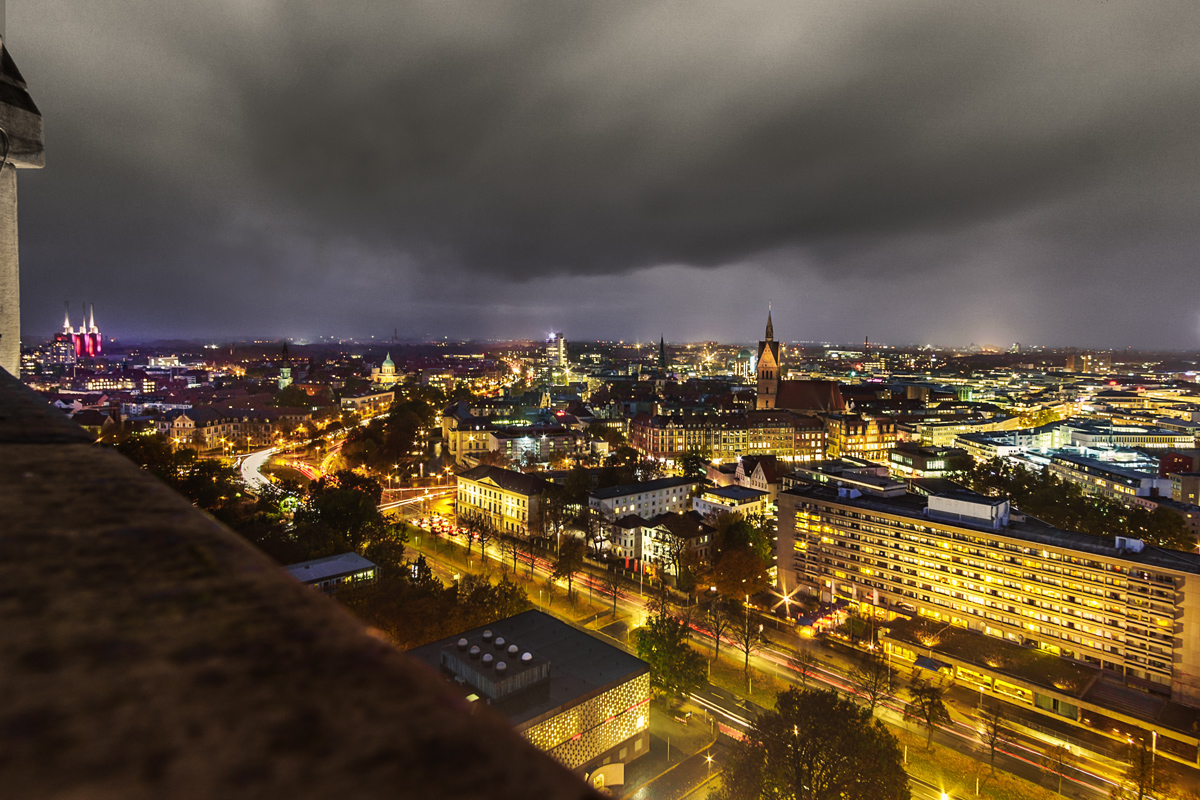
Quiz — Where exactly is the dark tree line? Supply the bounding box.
[341,393,439,474]
[959,457,1192,551]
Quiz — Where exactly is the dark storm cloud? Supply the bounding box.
[11,1,1200,345]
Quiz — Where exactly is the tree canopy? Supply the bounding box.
[631,607,707,699]
[961,458,1192,551]
[714,688,910,800]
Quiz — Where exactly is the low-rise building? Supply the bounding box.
[407,610,651,791]
[285,552,376,594]
[888,443,966,479]
[693,485,769,520]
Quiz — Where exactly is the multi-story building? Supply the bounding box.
[456,465,552,536]
[642,511,715,578]
[588,477,698,521]
[1062,420,1194,451]
[157,407,311,452]
[442,402,495,465]
[489,425,581,467]
[1171,473,1200,506]
[628,410,825,464]
[1065,352,1113,373]
[408,611,650,790]
[824,414,898,462]
[1047,452,1172,510]
[776,484,1200,713]
[693,485,769,520]
[733,454,783,504]
[546,332,567,369]
[340,389,394,417]
[888,444,965,479]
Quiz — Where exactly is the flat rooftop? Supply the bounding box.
[784,484,1200,576]
[408,610,649,727]
[285,552,376,583]
[591,476,697,500]
[702,485,767,501]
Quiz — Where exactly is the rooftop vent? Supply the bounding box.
[469,645,480,659]
[481,653,494,668]
[521,652,532,662]
[507,644,519,656]
[495,661,508,674]
[457,638,469,651]
[482,630,494,642]
[494,636,506,650]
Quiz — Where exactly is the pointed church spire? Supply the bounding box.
[63,302,72,332]
[88,303,96,332]
[765,305,774,341]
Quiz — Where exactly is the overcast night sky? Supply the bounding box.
[12,2,1200,348]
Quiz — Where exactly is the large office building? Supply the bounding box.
[408,611,651,791]
[776,482,1200,763]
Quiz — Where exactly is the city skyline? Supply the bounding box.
[14,2,1200,346]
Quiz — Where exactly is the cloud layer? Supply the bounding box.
[13,1,1200,346]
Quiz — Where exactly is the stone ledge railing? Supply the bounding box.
[0,368,596,800]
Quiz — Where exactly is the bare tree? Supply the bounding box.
[794,646,818,687]
[500,534,522,575]
[704,597,736,664]
[579,507,610,558]
[1117,736,1170,800]
[459,511,479,556]
[553,536,587,600]
[600,561,623,617]
[1044,743,1073,795]
[906,673,951,749]
[849,650,895,715]
[475,515,497,562]
[980,706,1013,771]
[729,603,766,685]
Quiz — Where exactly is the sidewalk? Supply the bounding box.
[620,699,717,800]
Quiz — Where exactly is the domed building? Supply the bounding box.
[371,352,398,387]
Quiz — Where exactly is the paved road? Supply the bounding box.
[413,525,1132,798]
[239,447,275,493]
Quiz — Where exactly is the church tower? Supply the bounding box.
[756,308,781,410]
[277,341,293,390]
